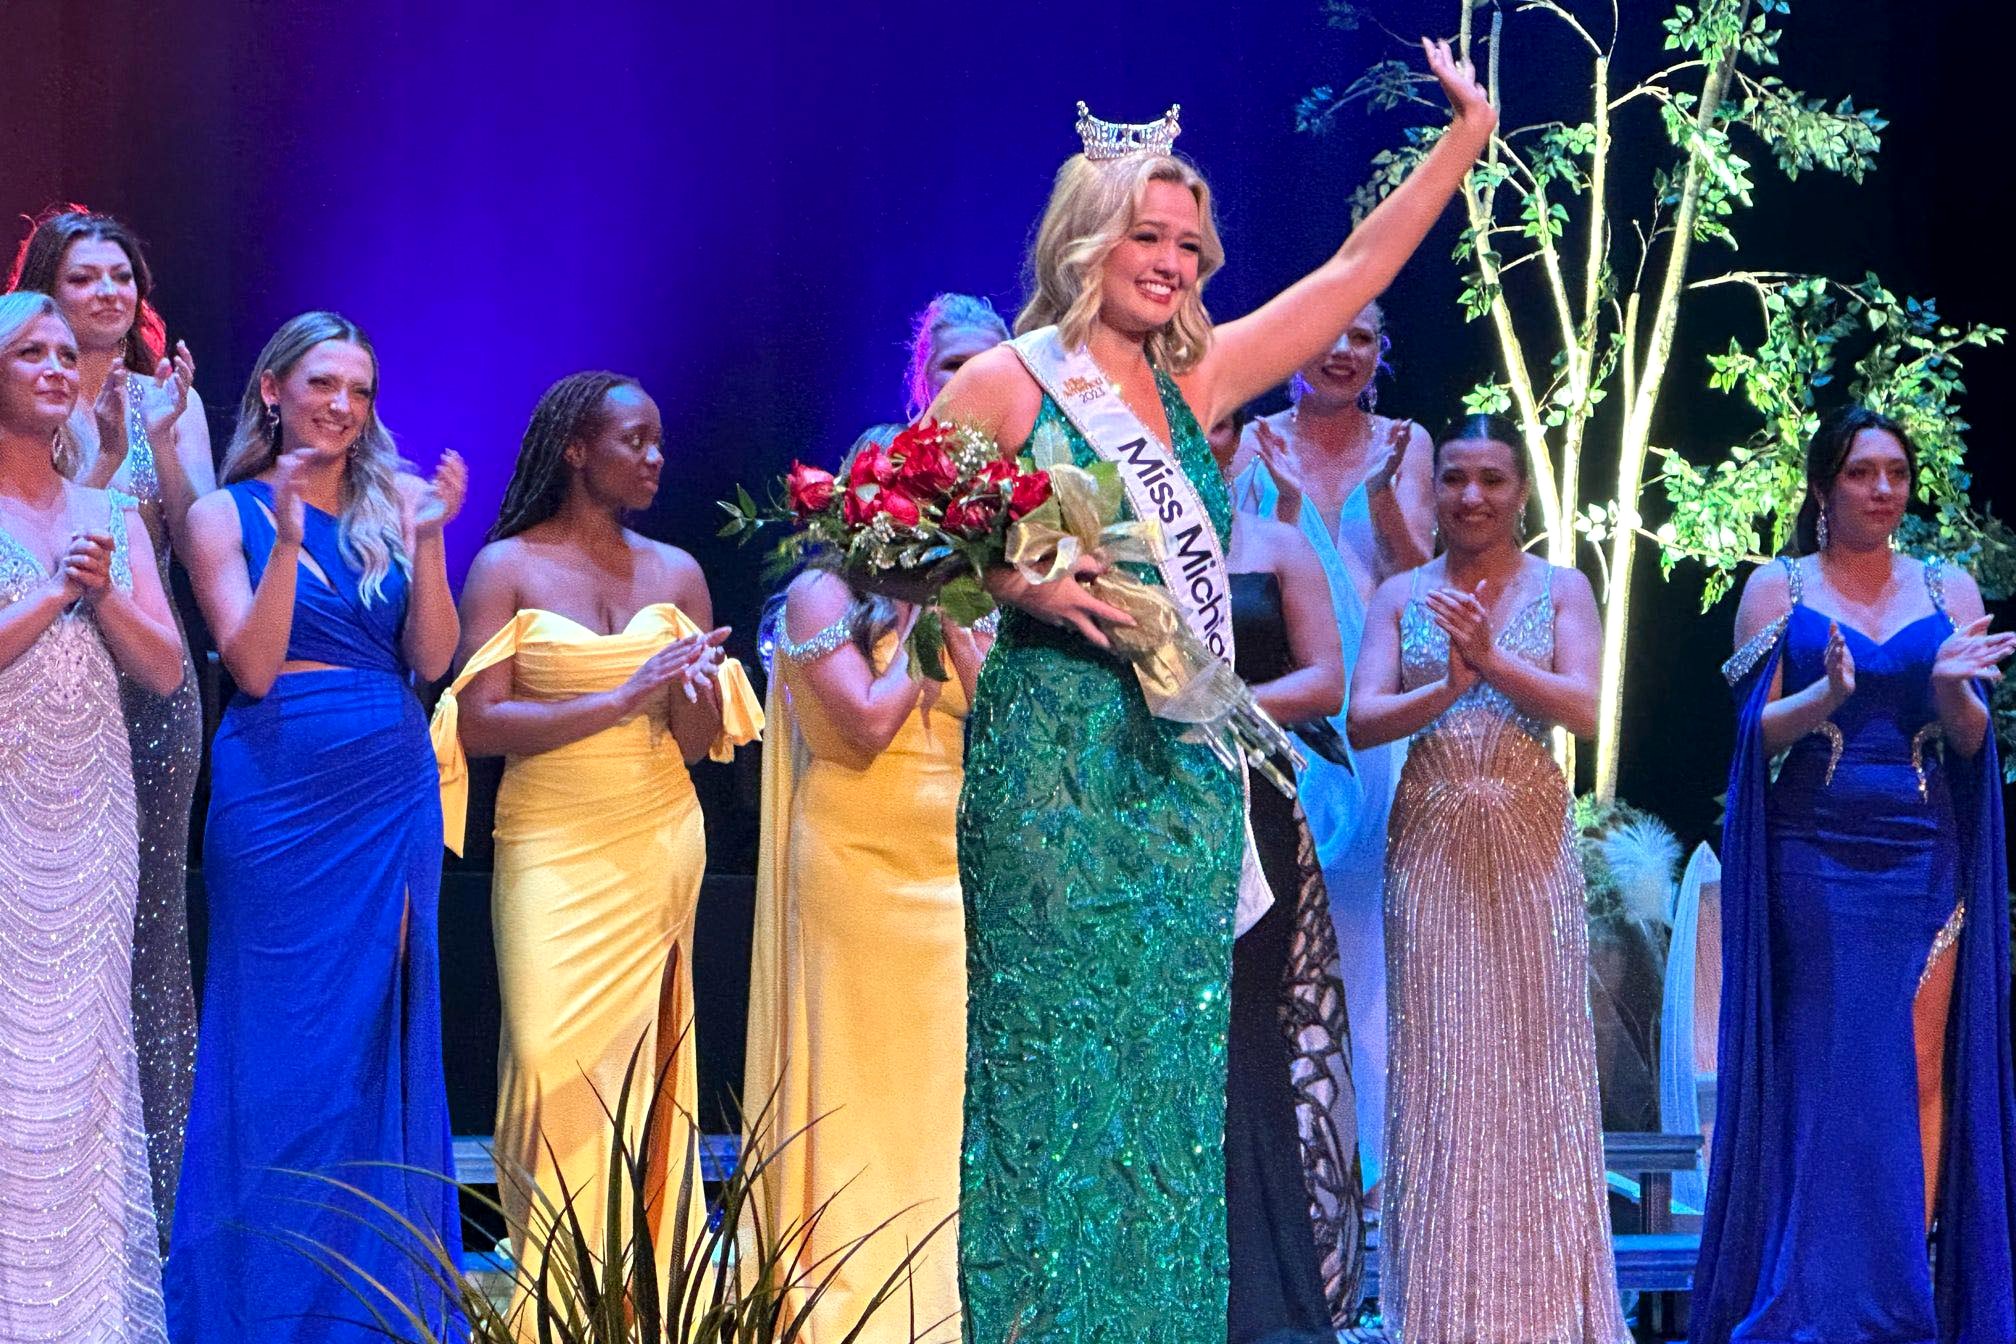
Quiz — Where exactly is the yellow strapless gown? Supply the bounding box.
[743,631,967,1344]
[433,604,761,1320]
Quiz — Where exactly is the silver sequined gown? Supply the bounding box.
[105,386,202,1249]
[0,492,169,1342]
[1382,565,1625,1344]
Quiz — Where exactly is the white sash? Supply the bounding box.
[1009,326,1275,936]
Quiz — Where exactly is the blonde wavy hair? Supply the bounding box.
[220,311,409,605]
[1016,152,1224,373]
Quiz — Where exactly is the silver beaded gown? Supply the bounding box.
[1382,563,1625,1344]
[0,492,170,1342]
[105,386,202,1249]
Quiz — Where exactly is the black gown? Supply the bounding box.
[1226,571,1367,1342]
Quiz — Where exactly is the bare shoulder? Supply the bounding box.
[1544,560,1597,605]
[1369,564,1419,616]
[1736,556,1793,613]
[187,487,238,529]
[462,535,528,593]
[1732,556,1795,646]
[1924,554,1985,620]
[784,568,853,633]
[929,344,1041,445]
[638,534,708,604]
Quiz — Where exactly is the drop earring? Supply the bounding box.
[1816,503,1830,551]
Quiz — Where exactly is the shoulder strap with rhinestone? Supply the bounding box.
[1722,557,1797,686]
[776,613,852,664]
[1923,556,1947,618]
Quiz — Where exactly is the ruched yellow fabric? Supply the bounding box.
[743,636,967,1344]
[430,605,760,1326]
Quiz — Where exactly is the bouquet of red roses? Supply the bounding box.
[719,421,1053,674]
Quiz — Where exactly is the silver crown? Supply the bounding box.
[1075,101,1182,161]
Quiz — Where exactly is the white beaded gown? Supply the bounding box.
[1381,564,1624,1344]
[0,495,169,1342]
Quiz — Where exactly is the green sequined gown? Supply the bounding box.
[957,373,1245,1344]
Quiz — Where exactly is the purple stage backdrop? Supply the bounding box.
[7,0,2011,853]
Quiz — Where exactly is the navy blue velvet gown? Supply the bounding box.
[167,481,462,1341]
[1694,556,2014,1344]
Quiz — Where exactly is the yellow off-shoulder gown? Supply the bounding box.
[743,624,967,1344]
[433,604,761,1322]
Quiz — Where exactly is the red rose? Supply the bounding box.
[973,459,1019,492]
[1006,470,1053,520]
[942,493,1004,538]
[879,487,921,527]
[849,444,897,489]
[841,444,898,525]
[894,433,958,498]
[784,461,835,517]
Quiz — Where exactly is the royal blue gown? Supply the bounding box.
[167,481,462,1341]
[1694,556,2015,1344]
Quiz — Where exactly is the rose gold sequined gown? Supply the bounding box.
[1382,565,1625,1344]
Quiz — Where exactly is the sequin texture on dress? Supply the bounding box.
[110,382,202,1250]
[0,493,170,1340]
[1380,569,1628,1344]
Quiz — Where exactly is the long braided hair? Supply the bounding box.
[491,371,641,541]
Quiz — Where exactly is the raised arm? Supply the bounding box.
[1188,40,1495,428]
[1249,521,1344,724]
[1348,570,1467,748]
[1369,420,1435,578]
[161,350,219,549]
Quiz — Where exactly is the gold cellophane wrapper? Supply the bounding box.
[1005,461,1301,797]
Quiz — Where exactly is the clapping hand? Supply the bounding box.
[268,445,317,546]
[1932,614,2016,689]
[135,343,195,443]
[1425,580,1493,690]
[412,451,468,536]
[1250,418,1306,522]
[621,626,732,715]
[1366,420,1412,498]
[1823,621,1856,705]
[55,530,117,604]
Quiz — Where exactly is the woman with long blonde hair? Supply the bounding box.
[0,290,183,1340]
[926,43,1492,1344]
[167,311,468,1341]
